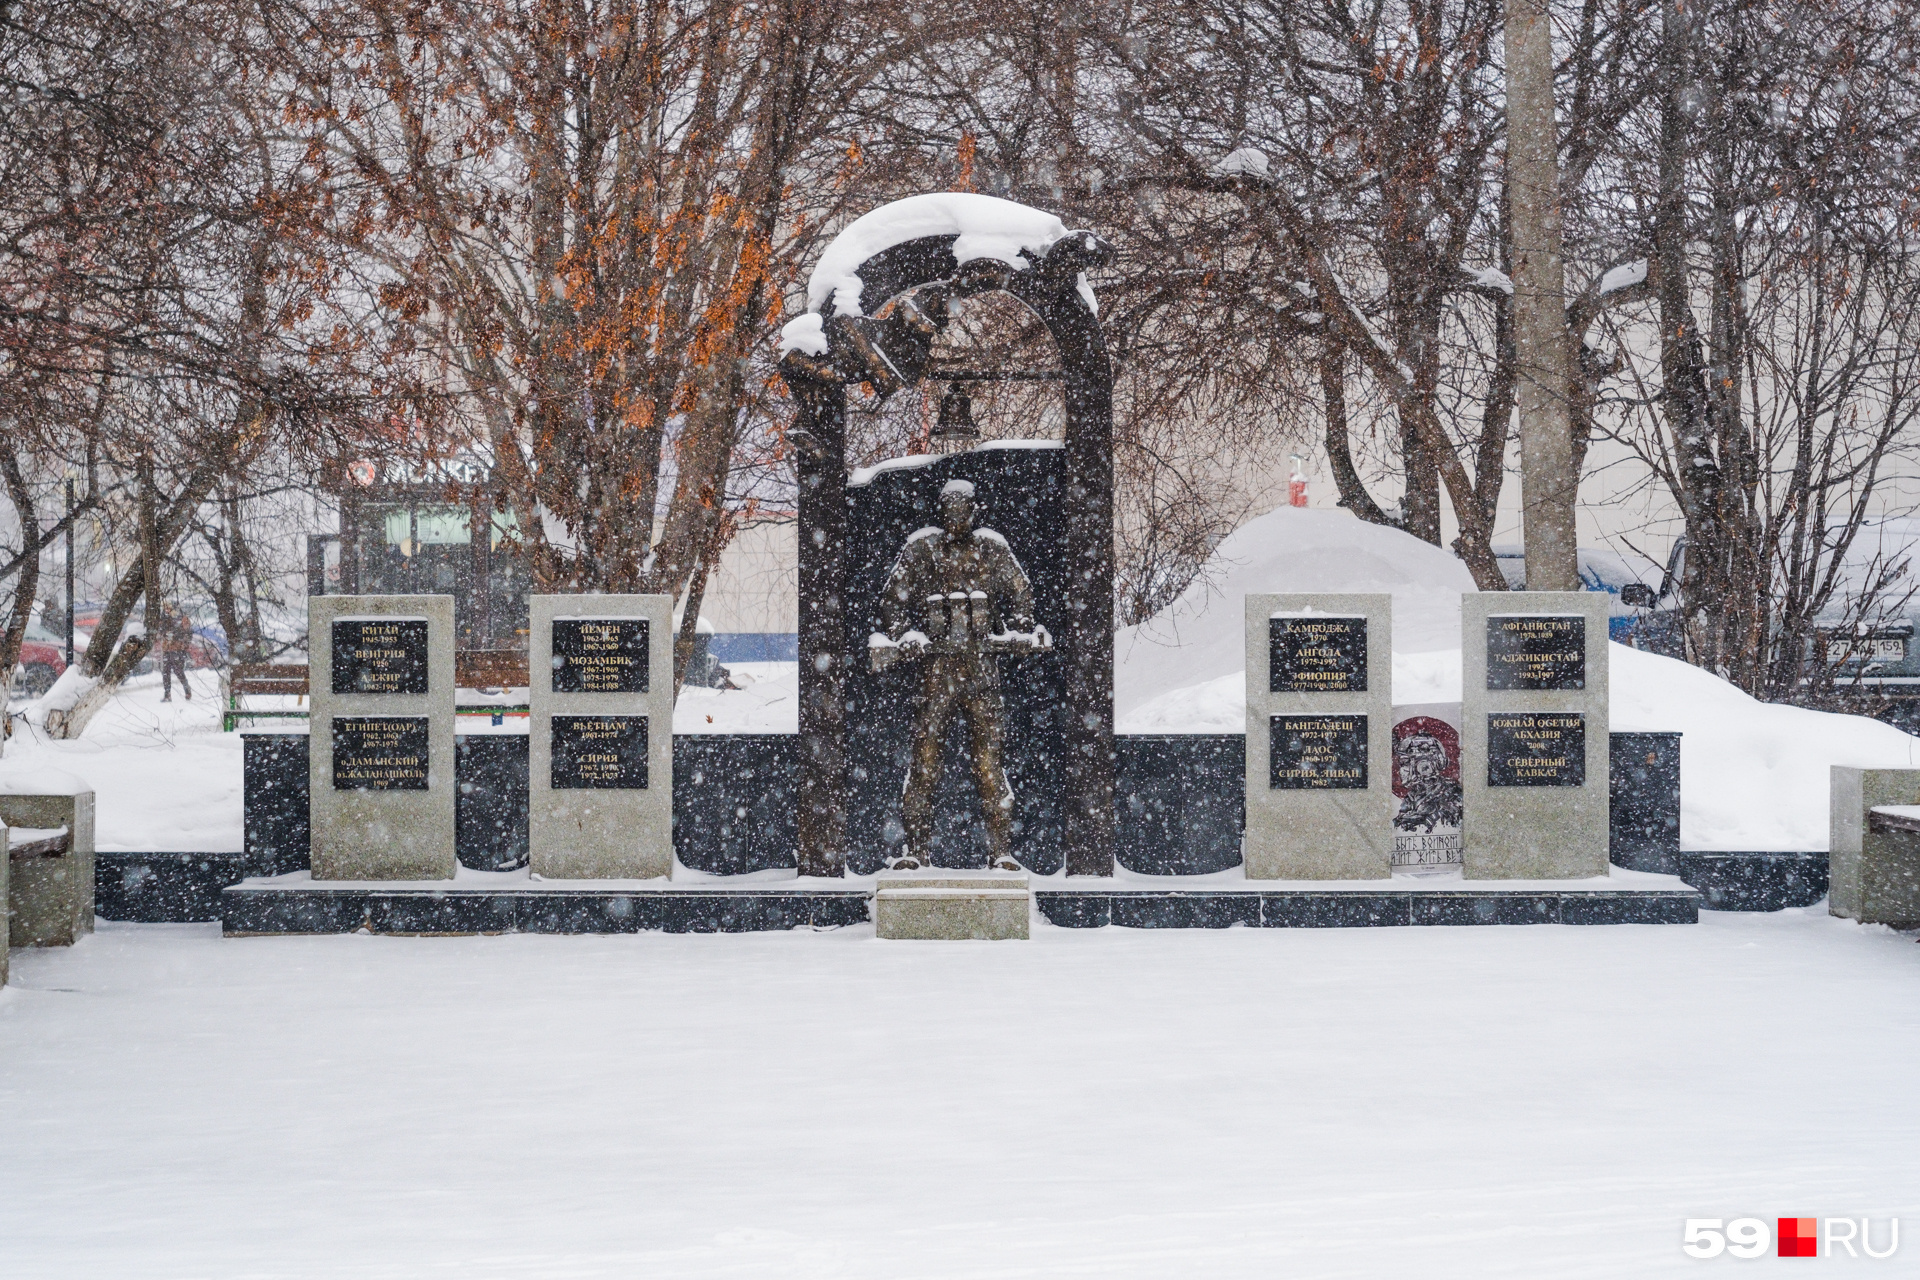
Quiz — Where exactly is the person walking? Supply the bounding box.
[158,605,193,702]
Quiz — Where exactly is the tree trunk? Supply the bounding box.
[0,441,42,700]
[1505,0,1580,591]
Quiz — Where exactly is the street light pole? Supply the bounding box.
[64,476,75,668]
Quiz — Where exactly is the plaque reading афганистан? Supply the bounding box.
[551,618,650,693]
[1485,615,1585,691]
[331,618,430,694]
[551,715,649,789]
[331,716,430,791]
[1269,614,1368,693]
[1269,714,1369,789]
[1486,712,1585,787]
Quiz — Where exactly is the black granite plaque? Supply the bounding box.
[331,716,430,790]
[551,618,650,693]
[1269,615,1368,693]
[331,619,430,694]
[1269,714,1369,789]
[551,715,649,789]
[1487,713,1586,787]
[1485,615,1585,690]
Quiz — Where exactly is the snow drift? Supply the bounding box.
[1116,506,1920,850]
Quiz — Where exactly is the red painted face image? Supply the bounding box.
[1391,716,1463,833]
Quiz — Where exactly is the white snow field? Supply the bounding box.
[3,912,1918,1277]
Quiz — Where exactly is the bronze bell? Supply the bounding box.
[933,386,978,448]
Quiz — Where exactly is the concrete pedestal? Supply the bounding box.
[1830,768,1920,925]
[874,872,1029,939]
[1,789,96,948]
[1244,594,1393,879]
[529,595,674,879]
[309,596,456,881]
[1461,592,1610,879]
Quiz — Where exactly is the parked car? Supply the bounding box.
[9,620,69,697]
[1489,544,1669,645]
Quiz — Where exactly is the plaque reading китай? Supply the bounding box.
[551,715,649,790]
[331,619,430,695]
[551,619,650,694]
[1487,713,1586,787]
[1485,615,1586,691]
[1269,714,1369,789]
[331,717,430,791]
[1269,615,1368,693]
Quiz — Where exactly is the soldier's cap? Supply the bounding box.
[941,479,976,498]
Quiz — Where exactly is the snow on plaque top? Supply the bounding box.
[780,194,1076,357]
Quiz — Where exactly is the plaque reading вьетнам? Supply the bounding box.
[331,716,430,790]
[551,618,650,693]
[1269,714,1368,789]
[331,619,430,694]
[551,715,649,789]
[1485,615,1585,690]
[1486,712,1586,787]
[1269,615,1368,692]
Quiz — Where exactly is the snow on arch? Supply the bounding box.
[799,192,1079,320]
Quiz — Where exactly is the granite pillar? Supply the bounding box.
[1829,767,1920,925]
[309,595,456,880]
[1,788,96,947]
[529,595,674,879]
[1461,592,1610,879]
[1244,593,1394,880]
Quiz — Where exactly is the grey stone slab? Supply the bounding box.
[1461,592,1610,879]
[1412,892,1561,926]
[529,595,674,880]
[1108,891,1260,929]
[1,790,95,948]
[1245,594,1394,879]
[1260,892,1411,928]
[1829,768,1920,924]
[309,596,456,880]
[875,887,1030,939]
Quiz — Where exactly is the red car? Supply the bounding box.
[11,620,69,697]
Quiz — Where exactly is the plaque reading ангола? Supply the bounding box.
[331,716,430,790]
[1485,615,1585,690]
[331,619,430,694]
[1269,714,1368,789]
[551,618,650,693]
[551,715,649,789]
[1269,615,1368,692]
[1486,713,1585,787]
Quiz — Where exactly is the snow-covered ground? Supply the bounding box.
[3,912,1917,1277]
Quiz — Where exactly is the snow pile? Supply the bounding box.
[1117,504,1920,850]
[1117,506,1478,728]
[802,193,1072,318]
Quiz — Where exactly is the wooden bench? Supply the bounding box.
[224,653,532,730]
[7,826,71,859]
[224,663,311,731]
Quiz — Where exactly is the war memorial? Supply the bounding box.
[18,196,1901,949]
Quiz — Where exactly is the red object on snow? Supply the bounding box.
[1288,474,1308,507]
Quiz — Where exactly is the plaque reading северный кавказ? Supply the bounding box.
[1484,615,1586,691]
[1269,615,1368,693]
[551,618,650,694]
[1486,712,1586,787]
[331,619,430,694]
[331,716,431,791]
[1269,714,1369,789]
[550,715,649,790]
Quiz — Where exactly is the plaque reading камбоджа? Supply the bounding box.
[1269,614,1368,693]
[551,618,650,694]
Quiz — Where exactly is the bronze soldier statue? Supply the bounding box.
[870,479,1049,872]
